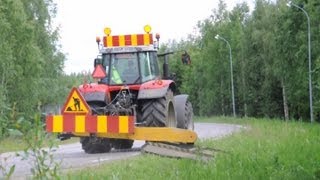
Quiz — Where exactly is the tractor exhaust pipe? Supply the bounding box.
[163,54,169,79]
[158,51,174,80]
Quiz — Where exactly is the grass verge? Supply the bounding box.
[0,137,79,153]
[65,117,320,179]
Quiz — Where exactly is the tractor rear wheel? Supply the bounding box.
[141,89,176,127]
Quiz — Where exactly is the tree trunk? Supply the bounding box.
[281,78,289,121]
[0,67,7,115]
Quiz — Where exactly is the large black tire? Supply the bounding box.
[181,100,194,130]
[80,136,112,154]
[175,95,194,130]
[80,103,113,154]
[112,139,134,149]
[141,90,176,127]
[176,99,194,146]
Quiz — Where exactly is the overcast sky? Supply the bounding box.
[54,0,254,74]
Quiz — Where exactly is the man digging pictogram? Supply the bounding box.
[73,97,82,111]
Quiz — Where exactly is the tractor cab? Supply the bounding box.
[97,50,160,85]
[93,25,161,85]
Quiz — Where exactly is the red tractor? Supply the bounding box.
[46,25,195,154]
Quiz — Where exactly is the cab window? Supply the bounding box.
[139,52,160,82]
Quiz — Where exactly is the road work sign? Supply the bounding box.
[62,87,90,114]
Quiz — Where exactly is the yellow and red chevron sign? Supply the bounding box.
[46,115,134,134]
[103,34,153,47]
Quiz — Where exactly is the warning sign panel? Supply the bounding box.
[61,87,90,114]
[92,64,107,78]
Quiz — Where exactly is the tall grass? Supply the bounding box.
[66,117,320,179]
[209,118,320,179]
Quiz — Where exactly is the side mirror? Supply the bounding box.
[94,58,102,67]
[181,51,191,65]
[170,73,176,81]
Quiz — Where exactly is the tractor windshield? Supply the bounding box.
[110,53,139,85]
[101,51,160,85]
[102,52,160,85]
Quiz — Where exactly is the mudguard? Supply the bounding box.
[137,80,176,99]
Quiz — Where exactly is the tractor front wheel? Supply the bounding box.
[180,100,194,130]
[112,139,134,149]
[80,103,113,154]
[175,95,194,130]
[80,137,112,154]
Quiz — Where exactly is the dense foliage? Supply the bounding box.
[167,0,320,121]
[0,0,63,111]
[0,0,88,137]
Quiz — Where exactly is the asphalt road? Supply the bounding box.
[0,123,244,179]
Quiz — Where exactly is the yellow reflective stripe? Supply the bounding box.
[119,116,128,133]
[112,68,122,83]
[144,34,150,45]
[119,35,125,46]
[75,116,85,133]
[53,115,63,132]
[97,116,107,133]
[107,36,113,47]
[131,34,137,46]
